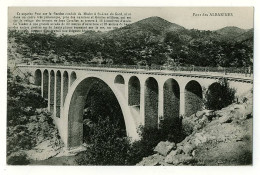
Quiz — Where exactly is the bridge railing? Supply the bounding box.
[22,62,253,75]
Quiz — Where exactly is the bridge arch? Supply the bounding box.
[63,71,69,105]
[206,82,223,110]
[114,74,125,84]
[63,75,139,148]
[145,77,158,128]
[70,71,77,86]
[34,69,41,86]
[185,80,203,117]
[50,70,55,113]
[56,71,61,118]
[163,78,180,119]
[43,70,49,99]
[128,76,140,106]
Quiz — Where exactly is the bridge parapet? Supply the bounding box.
[23,63,253,75]
[17,64,253,84]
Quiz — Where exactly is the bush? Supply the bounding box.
[76,115,188,165]
[126,126,163,165]
[76,116,130,165]
[126,117,186,165]
[204,78,236,110]
[159,116,186,143]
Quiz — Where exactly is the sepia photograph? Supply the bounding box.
[6,6,254,166]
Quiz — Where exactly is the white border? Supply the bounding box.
[1,0,259,175]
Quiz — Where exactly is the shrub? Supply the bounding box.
[204,78,236,110]
[126,116,187,165]
[76,114,189,165]
[159,116,186,143]
[76,116,130,165]
[126,126,163,165]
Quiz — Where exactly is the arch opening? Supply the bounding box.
[67,77,127,148]
[145,77,158,128]
[185,80,203,117]
[163,78,180,119]
[205,82,224,110]
[34,69,41,86]
[56,71,61,118]
[50,70,55,113]
[43,70,49,99]
[128,76,140,107]
[70,71,77,86]
[63,71,69,105]
[114,75,125,84]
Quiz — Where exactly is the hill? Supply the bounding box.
[233,28,254,44]
[215,26,252,41]
[109,16,184,36]
[8,16,254,68]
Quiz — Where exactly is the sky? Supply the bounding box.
[8,7,254,32]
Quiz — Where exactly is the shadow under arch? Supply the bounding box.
[185,80,203,117]
[70,71,77,86]
[63,71,69,105]
[56,71,61,118]
[50,70,55,113]
[63,75,139,148]
[205,82,223,110]
[114,74,125,84]
[163,78,180,119]
[43,70,49,99]
[144,77,158,129]
[34,69,41,86]
[128,76,140,106]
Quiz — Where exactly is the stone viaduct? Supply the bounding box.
[17,64,253,149]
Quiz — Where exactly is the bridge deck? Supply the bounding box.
[17,64,253,83]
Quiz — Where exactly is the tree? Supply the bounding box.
[204,78,236,110]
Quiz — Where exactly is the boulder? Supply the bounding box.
[204,110,215,117]
[201,116,209,123]
[165,150,178,164]
[238,105,253,120]
[193,132,208,146]
[219,115,232,124]
[137,153,165,166]
[195,111,206,118]
[182,143,195,155]
[154,141,176,156]
[25,140,61,161]
[192,149,197,157]
[7,151,30,165]
[171,154,193,165]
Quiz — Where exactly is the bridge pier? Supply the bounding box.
[124,75,130,106]
[139,78,146,126]
[41,71,44,97]
[158,80,164,124]
[179,90,185,116]
[60,72,64,115]
[47,71,51,111]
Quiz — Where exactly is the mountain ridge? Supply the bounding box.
[75,16,253,43]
